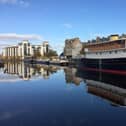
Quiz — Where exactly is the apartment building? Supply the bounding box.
[3,40,49,60]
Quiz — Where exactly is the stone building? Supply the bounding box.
[3,40,49,60]
[64,38,82,59]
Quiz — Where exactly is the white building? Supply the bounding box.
[3,40,49,60]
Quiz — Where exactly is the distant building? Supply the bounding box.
[64,38,82,59]
[3,40,49,60]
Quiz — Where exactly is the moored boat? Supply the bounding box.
[79,35,126,74]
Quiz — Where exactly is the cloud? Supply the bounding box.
[0,0,17,4]
[19,0,29,7]
[0,33,43,41]
[63,23,73,29]
[0,0,30,7]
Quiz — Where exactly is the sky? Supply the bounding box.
[0,0,126,53]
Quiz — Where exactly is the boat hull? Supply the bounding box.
[78,58,126,75]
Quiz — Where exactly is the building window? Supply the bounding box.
[28,48,30,56]
[13,48,15,56]
[24,43,27,56]
[20,48,22,56]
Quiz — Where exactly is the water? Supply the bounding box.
[0,62,126,126]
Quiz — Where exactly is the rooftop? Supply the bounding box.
[84,38,126,46]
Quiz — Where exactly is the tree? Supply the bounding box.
[96,36,101,43]
[121,33,126,38]
[33,50,41,59]
[45,49,58,57]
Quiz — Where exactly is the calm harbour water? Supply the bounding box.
[0,62,126,126]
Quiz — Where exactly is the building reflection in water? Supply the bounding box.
[1,62,126,107]
[4,62,32,80]
[76,69,126,107]
[64,67,83,86]
[2,62,60,81]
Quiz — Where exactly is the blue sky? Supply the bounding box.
[0,0,126,53]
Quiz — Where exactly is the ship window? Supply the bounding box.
[115,50,117,53]
[109,51,112,54]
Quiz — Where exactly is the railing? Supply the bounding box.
[86,48,126,54]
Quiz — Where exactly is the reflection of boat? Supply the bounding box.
[35,59,50,65]
[25,59,50,65]
[87,80,126,107]
[76,69,126,107]
[50,59,69,66]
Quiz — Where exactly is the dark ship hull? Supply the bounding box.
[78,58,126,75]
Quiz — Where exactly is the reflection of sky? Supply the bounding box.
[0,70,21,83]
[0,69,126,126]
[1,64,126,126]
[0,110,28,121]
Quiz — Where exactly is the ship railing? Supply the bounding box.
[86,47,126,54]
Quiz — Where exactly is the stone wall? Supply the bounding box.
[64,38,82,58]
